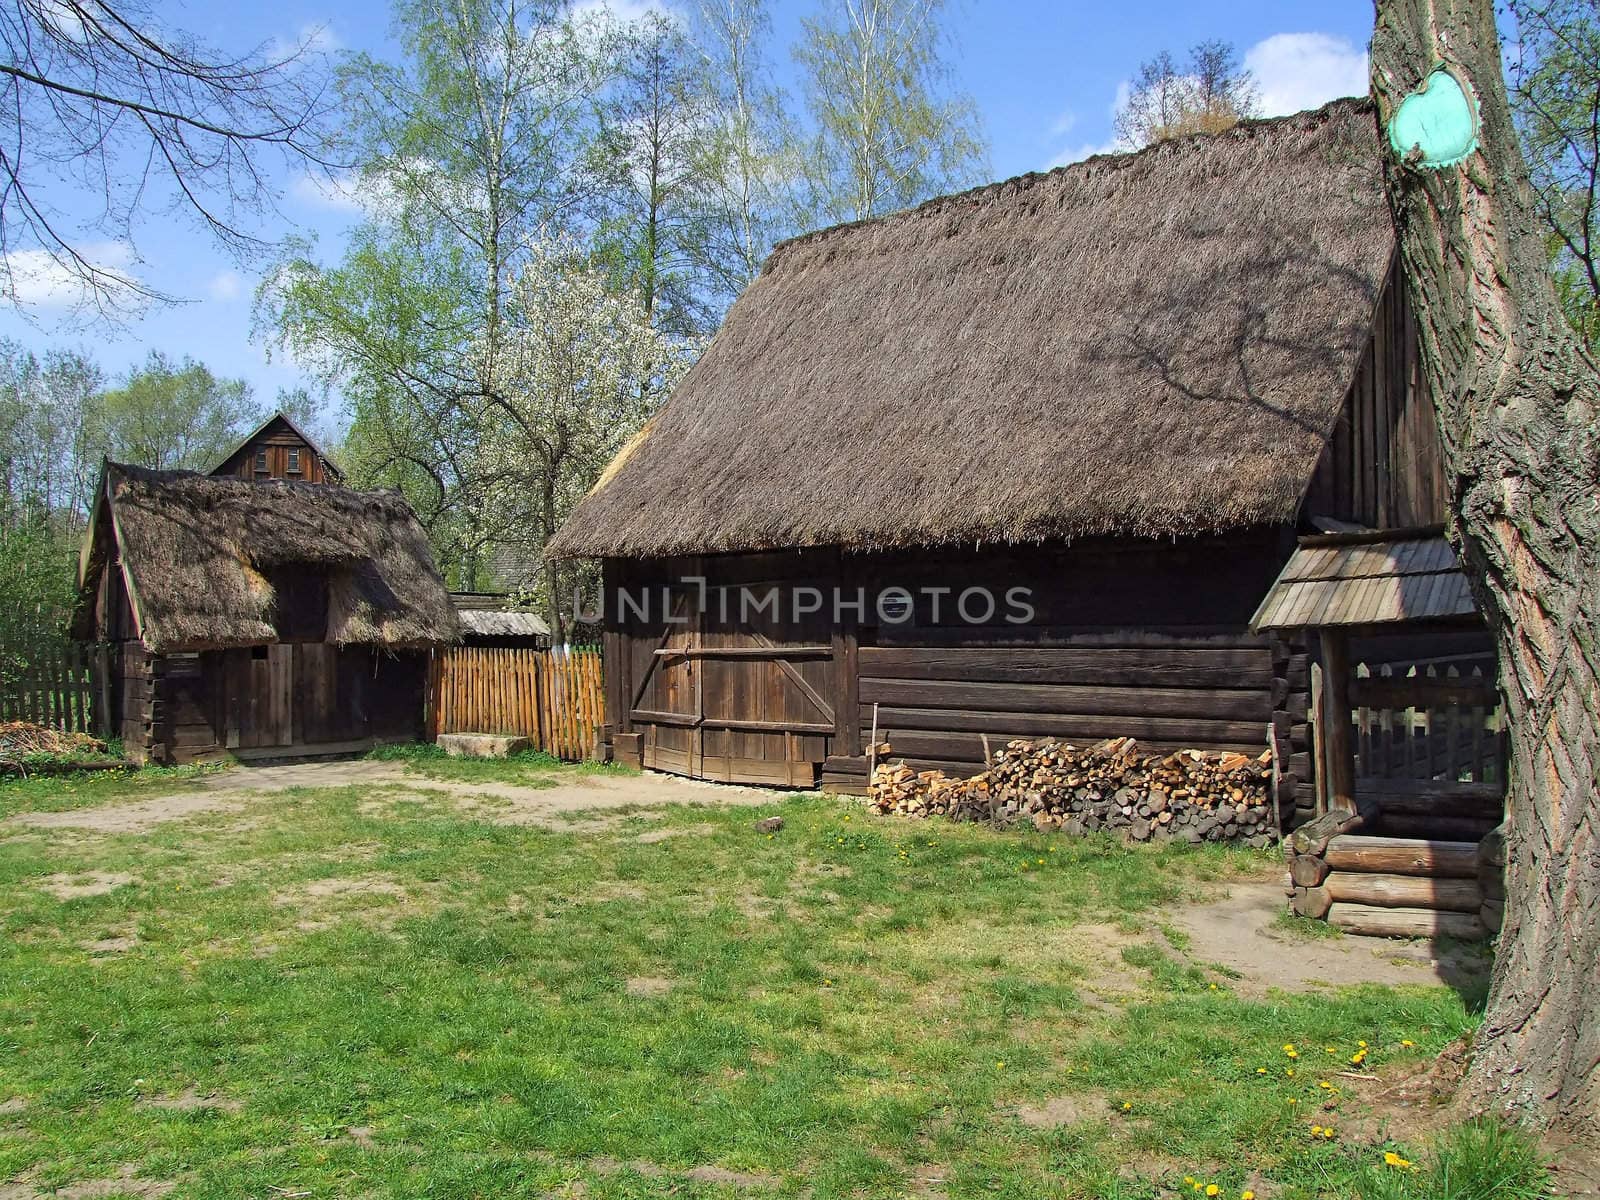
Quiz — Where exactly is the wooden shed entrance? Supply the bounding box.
[1253,528,1506,939]
[627,582,837,787]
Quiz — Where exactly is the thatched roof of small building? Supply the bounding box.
[548,98,1394,560]
[76,462,459,653]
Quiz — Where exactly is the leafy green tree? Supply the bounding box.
[0,341,104,521]
[266,0,619,586]
[792,0,988,224]
[1508,0,1600,346]
[96,352,257,473]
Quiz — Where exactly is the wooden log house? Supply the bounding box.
[72,462,459,763]
[548,99,1506,841]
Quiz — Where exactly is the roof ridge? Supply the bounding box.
[766,96,1377,268]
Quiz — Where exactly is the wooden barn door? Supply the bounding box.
[631,582,835,787]
[221,645,295,749]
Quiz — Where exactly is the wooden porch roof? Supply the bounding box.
[1251,528,1480,632]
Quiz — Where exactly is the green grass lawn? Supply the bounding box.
[0,759,1545,1199]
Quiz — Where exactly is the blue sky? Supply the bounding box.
[0,0,1378,428]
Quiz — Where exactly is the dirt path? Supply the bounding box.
[6,760,776,836]
[1169,877,1492,995]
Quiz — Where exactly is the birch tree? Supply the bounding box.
[793,0,987,224]
[688,0,802,306]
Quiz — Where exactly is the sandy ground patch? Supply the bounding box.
[38,871,136,899]
[1168,878,1492,994]
[0,1099,24,1114]
[0,1166,174,1200]
[1005,1094,1096,1128]
[624,976,676,998]
[14,792,243,836]
[7,761,777,837]
[589,1158,780,1188]
[272,874,413,934]
[135,1087,242,1114]
[80,934,137,956]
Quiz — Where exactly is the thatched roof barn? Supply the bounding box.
[548,98,1473,829]
[550,98,1395,560]
[76,462,458,653]
[76,463,457,764]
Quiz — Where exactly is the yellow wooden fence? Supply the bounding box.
[428,645,604,761]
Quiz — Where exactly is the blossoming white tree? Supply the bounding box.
[476,236,694,637]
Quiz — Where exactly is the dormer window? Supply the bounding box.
[254,447,268,473]
[287,448,302,474]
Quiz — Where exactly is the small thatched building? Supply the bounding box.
[74,462,459,763]
[548,99,1478,816]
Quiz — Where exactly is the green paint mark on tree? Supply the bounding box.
[1388,68,1480,168]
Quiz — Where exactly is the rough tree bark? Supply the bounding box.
[1372,0,1600,1129]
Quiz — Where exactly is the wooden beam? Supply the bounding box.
[1320,630,1356,812]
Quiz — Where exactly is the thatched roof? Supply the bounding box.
[77,463,459,652]
[549,99,1395,560]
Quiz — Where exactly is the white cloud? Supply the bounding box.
[208,270,244,302]
[1245,33,1369,118]
[2,242,141,309]
[291,170,366,214]
[570,0,673,26]
[1049,110,1078,139]
[1047,139,1120,170]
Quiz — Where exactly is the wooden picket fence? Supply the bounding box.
[428,645,604,761]
[1350,657,1506,785]
[0,643,108,736]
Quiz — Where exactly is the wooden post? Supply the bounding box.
[93,643,112,739]
[1310,661,1328,816]
[1321,631,1357,813]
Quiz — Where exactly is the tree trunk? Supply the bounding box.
[1372,0,1600,1130]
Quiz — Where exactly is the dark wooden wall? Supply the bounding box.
[211,416,338,484]
[131,646,426,765]
[603,534,1315,815]
[1304,258,1449,529]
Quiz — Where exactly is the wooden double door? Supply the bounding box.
[630,583,839,787]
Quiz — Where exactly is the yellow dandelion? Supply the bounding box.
[1256,1068,1268,1075]
[1358,1040,1367,1047]
[1311,1125,1323,1135]
[1384,1151,1413,1169]
[1285,1068,1295,1077]
[1287,1098,1297,1105]
[1121,1101,1132,1111]
[1205,1186,1219,1197]
[996,1060,1005,1069]
[1318,1080,1332,1090]
[1400,1039,1415,1047]
[1183,1178,1195,1187]
[1036,858,1045,865]
[1243,1193,1256,1200]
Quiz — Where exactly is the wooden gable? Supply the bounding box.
[210,414,342,484]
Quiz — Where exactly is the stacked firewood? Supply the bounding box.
[868,737,1277,846]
